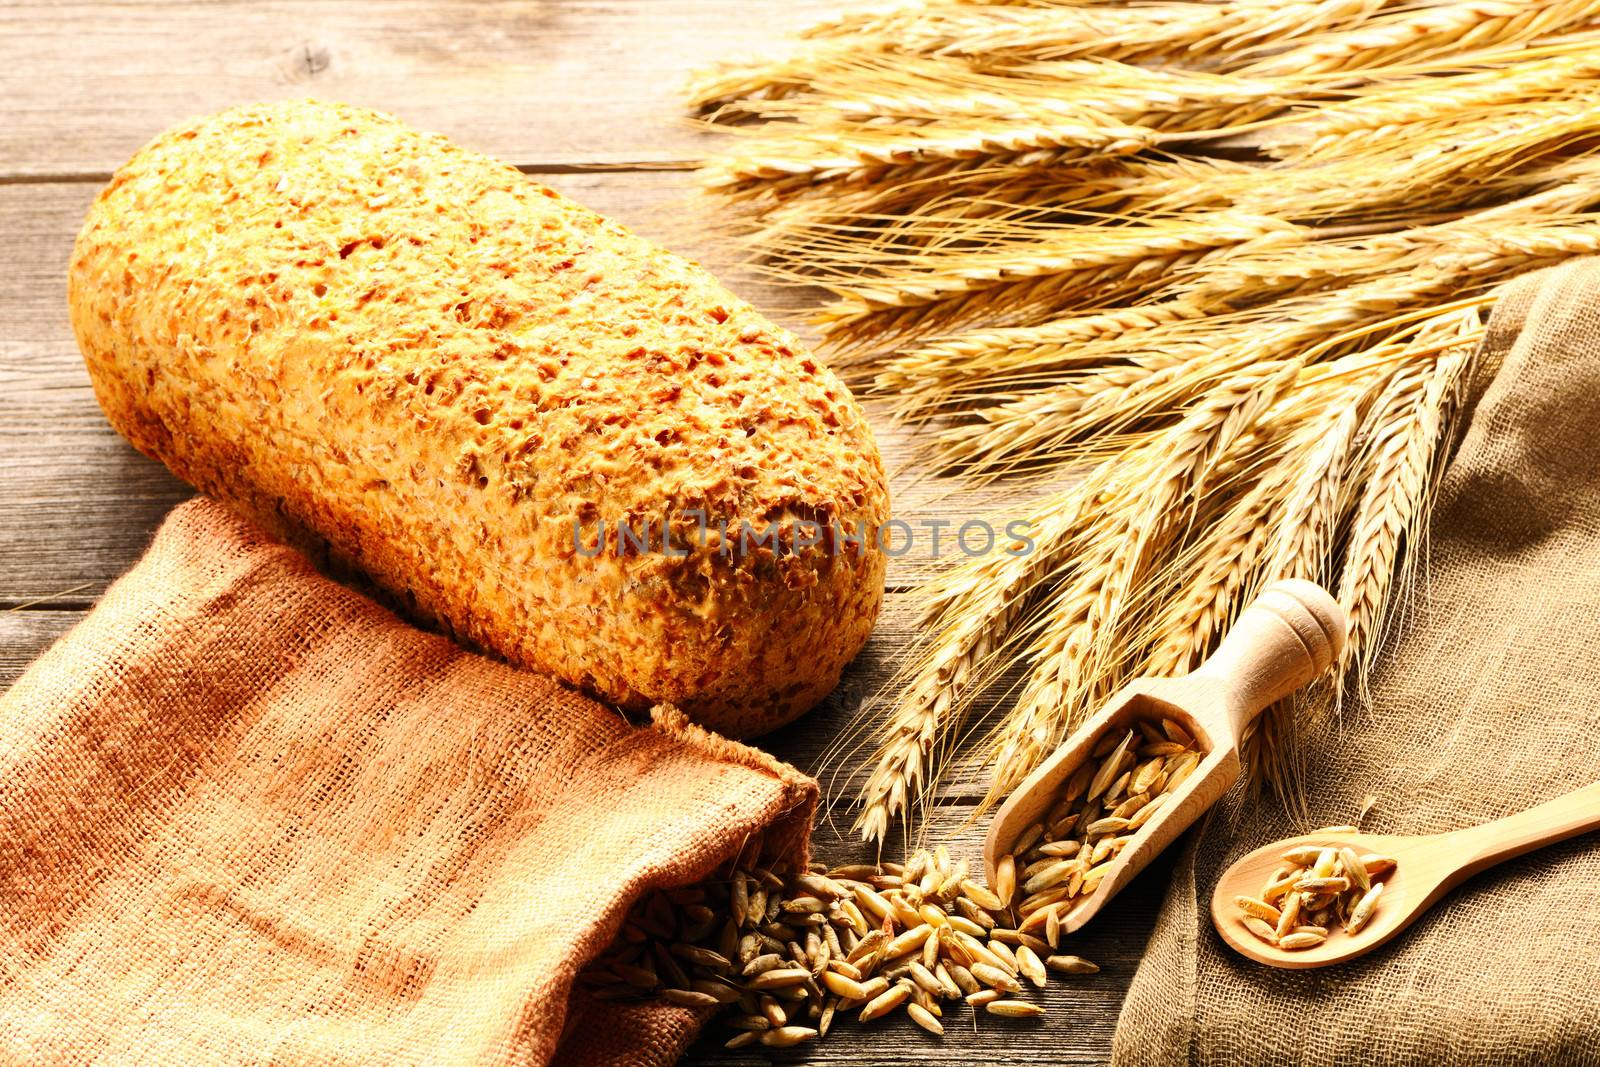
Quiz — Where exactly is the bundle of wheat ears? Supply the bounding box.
[687,0,1600,846]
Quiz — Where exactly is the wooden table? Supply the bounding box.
[0,3,1168,1061]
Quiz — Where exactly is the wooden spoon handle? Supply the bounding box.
[1189,579,1346,740]
[1448,780,1600,878]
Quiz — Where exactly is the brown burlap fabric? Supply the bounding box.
[0,498,816,1065]
[1114,259,1600,1065]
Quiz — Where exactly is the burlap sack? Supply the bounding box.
[1114,259,1600,1065]
[0,498,816,1066]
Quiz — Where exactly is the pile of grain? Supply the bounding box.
[991,717,1203,933]
[581,847,1101,1047]
[1234,840,1396,948]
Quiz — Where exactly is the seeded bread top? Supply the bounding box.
[70,100,889,733]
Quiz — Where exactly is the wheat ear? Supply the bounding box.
[1241,0,1600,77]
[736,53,1310,137]
[1231,377,1376,808]
[851,494,1085,844]
[1187,202,1600,311]
[700,115,1158,197]
[983,358,1305,804]
[1336,324,1478,698]
[1137,383,1361,680]
[1263,394,1367,586]
[802,0,1387,65]
[1283,51,1600,157]
[871,301,1206,415]
[923,260,1493,475]
[815,213,1290,345]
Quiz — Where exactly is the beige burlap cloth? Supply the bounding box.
[0,498,816,1065]
[1115,259,1600,1064]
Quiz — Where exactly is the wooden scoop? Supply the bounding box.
[983,578,1345,936]
[1213,781,1600,969]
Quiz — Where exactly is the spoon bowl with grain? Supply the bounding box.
[1213,780,1600,968]
[983,578,1346,937]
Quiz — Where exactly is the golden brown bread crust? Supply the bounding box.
[68,100,888,737]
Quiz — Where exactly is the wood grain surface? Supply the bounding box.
[0,3,1167,1062]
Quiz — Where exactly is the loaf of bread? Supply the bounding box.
[69,100,888,737]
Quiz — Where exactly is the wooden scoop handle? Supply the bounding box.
[1190,579,1346,740]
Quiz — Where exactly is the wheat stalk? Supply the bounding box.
[1144,403,1344,809]
[727,160,1122,260]
[814,213,1292,344]
[1186,203,1600,310]
[727,53,1306,136]
[938,297,1490,807]
[1135,341,1430,682]
[700,114,1159,198]
[1337,324,1478,695]
[758,121,1600,356]
[1263,392,1369,586]
[1237,355,1407,800]
[1137,439,1310,679]
[1278,85,1600,173]
[688,41,871,112]
[737,157,1261,289]
[688,4,1600,843]
[806,0,1388,65]
[872,300,1207,413]
[1101,89,1600,223]
[980,499,1133,802]
[920,260,1499,475]
[851,486,1090,843]
[1283,51,1600,156]
[983,357,1305,804]
[1241,0,1600,76]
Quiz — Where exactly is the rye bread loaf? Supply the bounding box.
[68,100,888,737]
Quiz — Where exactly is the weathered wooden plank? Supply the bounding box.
[0,176,1045,603]
[0,0,850,180]
[0,609,80,677]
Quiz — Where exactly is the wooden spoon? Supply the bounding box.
[1213,781,1600,968]
[983,578,1346,936]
